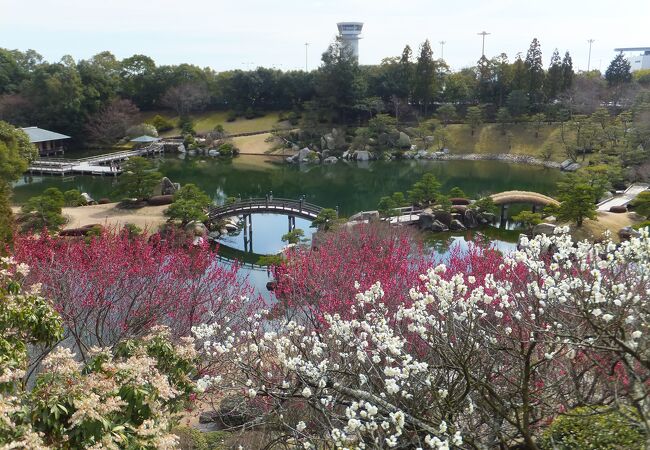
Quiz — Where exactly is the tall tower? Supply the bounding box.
[337,22,363,60]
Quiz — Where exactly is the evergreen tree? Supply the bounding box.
[493,53,512,107]
[476,55,495,104]
[115,156,162,201]
[561,51,574,91]
[546,49,563,99]
[398,45,414,102]
[605,53,632,86]
[554,179,597,227]
[414,40,436,115]
[315,40,366,122]
[465,106,484,135]
[525,38,545,108]
[510,53,528,91]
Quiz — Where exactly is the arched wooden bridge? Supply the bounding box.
[490,191,559,207]
[209,198,326,253]
[208,198,324,222]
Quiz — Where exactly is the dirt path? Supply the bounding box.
[12,203,168,231]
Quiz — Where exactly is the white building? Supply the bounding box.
[614,47,650,72]
[337,22,363,60]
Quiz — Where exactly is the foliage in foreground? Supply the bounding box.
[13,228,256,358]
[195,228,650,449]
[0,257,197,449]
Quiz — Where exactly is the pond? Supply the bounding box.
[14,154,561,215]
[13,153,562,296]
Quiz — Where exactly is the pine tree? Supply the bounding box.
[414,40,436,115]
[605,53,632,86]
[561,51,574,91]
[525,38,545,108]
[398,45,414,102]
[546,49,563,99]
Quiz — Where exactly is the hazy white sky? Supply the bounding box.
[1,0,648,72]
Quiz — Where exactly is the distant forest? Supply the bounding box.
[0,38,647,143]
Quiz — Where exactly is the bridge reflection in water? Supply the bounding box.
[209,197,329,253]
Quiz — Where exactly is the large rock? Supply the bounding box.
[564,163,581,172]
[450,219,467,231]
[433,210,453,227]
[158,177,178,196]
[208,149,220,157]
[323,156,338,164]
[177,143,186,153]
[618,226,641,241]
[81,192,95,204]
[419,213,449,232]
[185,221,208,237]
[560,159,573,170]
[463,209,480,229]
[397,131,411,148]
[533,222,557,236]
[354,150,371,161]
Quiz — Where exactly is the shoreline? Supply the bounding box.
[431,153,562,169]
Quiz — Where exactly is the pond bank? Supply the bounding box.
[431,153,562,169]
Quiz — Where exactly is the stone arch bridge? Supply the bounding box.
[489,191,559,223]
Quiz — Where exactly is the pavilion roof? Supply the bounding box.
[21,126,71,143]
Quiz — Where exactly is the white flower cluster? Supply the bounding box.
[193,229,650,448]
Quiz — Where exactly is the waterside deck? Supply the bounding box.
[27,144,166,176]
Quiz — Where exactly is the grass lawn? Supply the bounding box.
[137,110,287,136]
[443,123,569,161]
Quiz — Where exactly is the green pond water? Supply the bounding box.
[14,153,561,215]
[13,153,562,296]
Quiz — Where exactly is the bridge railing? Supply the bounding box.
[209,198,324,220]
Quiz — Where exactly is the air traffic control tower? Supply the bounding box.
[337,22,363,60]
[614,47,650,72]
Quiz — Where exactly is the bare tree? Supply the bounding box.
[84,98,139,145]
[161,82,209,115]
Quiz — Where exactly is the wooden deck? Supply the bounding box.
[27,143,166,176]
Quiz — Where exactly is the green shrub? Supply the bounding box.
[173,426,208,450]
[226,111,238,122]
[218,143,236,157]
[166,184,212,224]
[149,114,175,132]
[633,220,650,230]
[18,187,66,233]
[244,107,258,119]
[63,189,87,207]
[123,222,142,237]
[541,406,645,450]
[179,115,196,135]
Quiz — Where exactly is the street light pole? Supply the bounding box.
[587,39,595,72]
[439,40,446,60]
[477,31,490,57]
[304,42,309,72]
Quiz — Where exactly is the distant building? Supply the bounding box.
[337,22,363,60]
[21,126,70,156]
[614,47,650,72]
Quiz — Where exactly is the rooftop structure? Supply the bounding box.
[614,47,650,72]
[21,126,71,157]
[337,22,363,60]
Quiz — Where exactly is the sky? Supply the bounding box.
[1,0,649,73]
